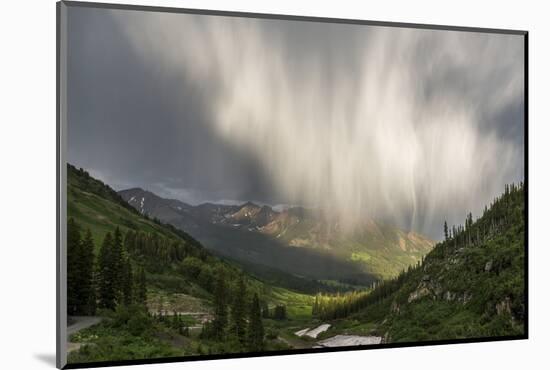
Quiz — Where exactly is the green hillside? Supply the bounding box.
[118,188,434,284]
[264,214,434,280]
[68,167,198,253]
[66,164,314,363]
[313,183,525,342]
[67,164,314,311]
[66,164,525,363]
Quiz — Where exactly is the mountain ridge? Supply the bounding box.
[313,182,526,342]
[118,187,435,281]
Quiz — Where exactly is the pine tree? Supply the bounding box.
[274,305,287,320]
[80,229,96,315]
[230,277,247,345]
[67,218,82,315]
[112,227,124,300]
[261,301,270,318]
[312,294,319,316]
[247,293,264,352]
[444,220,449,241]
[96,227,125,309]
[212,272,228,340]
[97,232,117,309]
[121,255,133,306]
[124,230,136,255]
[67,220,95,316]
[135,266,147,305]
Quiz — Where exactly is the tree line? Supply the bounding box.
[67,219,147,316]
[440,182,524,251]
[200,275,265,352]
[312,182,524,321]
[123,229,202,273]
[154,311,191,337]
[68,219,272,352]
[312,290,370,320]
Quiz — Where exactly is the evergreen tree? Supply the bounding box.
[67,220,95,315]
[247,293,264,352]
[125,230,136,251]
[261,301,270,318]
[112,227,124,299]
[67,218,82,315]
[135,266,147,305]
[273,305,287,320]
[444,220,449,241]
[96,227,125,309]
[312,294,319,316]
[121,255,134,306]
[97,232,117,309]
[80,229,96,315]
[230,277,247,345]
[211,272,228,339]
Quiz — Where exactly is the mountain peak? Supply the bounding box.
[241,201,260,209]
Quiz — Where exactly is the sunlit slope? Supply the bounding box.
[68,169,182,252]
[347,184,525,341]
[119,188,434,281]
[263,210,434,279]
[67,164,312,317]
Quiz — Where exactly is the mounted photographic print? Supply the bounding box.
[56,1,528,368]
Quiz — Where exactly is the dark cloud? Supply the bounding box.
[66,6,524,239]
[67,7,278,204]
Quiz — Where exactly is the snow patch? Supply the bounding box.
[317,335,382,347]
[294,328,310,337]
[295,324,331,338]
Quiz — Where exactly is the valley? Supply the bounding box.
[118,188,434,285]
[66,164,525,364]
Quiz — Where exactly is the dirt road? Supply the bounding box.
[66,316,103,353]
[67,316,102,337]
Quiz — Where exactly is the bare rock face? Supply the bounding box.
[391,301,401,314]
[448,257,460,265]
[444,291,456,301]
[496,297,512,315]
[408,282,431,303]
[458,292,472,304]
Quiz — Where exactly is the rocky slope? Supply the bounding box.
[351,183,526,342]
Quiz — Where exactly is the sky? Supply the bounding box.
[67,6,525,239]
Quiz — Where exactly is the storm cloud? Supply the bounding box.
[67,6,524,239]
